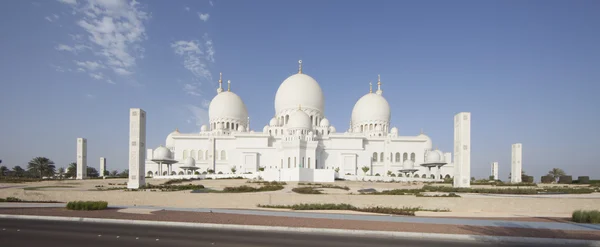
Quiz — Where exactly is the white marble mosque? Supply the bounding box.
[139,61,464,183]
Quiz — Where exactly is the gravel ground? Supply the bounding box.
[0,207,598,240]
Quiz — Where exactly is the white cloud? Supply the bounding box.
[186,105,209,127]
[85,93,95,99]
[55,44,88,53]
[201,99,210,108]
[198,12,210,22]
[58,0,77,5]
[183,83,201,96]
[171,39,213,80]
[204,33,215,63]
[45,14,60,22]
[89,72,104,80]
[106,79,115,84]
[75,60,104,70]
[57,0,150,79]
[209,1,213,6]
[185,6,190,11]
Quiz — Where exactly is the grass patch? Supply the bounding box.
[572,210,600,224]
[163,178,200,185]
[0,197,61,203]
[247,181,287,185]
[363,185,596,195]
[416,192,461,197]
[138,183,204,192]
[257,203,450,216]
[292,187,323,194]
[223,183,284,193]
[24,186,74,191]
[66,201,108,210]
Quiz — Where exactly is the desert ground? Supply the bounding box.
[1,178,599,218]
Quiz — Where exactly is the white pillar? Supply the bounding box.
[453,112,471,188]
[76,138,87,180]
[128,108,146,189]
[436,165,441,180]
[511,144,522,183]
[491,162,498,180]
[100,157,106,178]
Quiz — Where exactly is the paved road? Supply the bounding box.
[0,218,570,247]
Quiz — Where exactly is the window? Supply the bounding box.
[294,157,297,168]
[403,153,408,161]
[190,150,196,159]
[372,152,377,162]
[281,159,283,168]
[308,157,311,168]
[395,152,400,162]
[288,157,290,168]
[198,150,204,160]
[380,152,384,162]
[411,153,416,161]
[221,150,227,160]
[183,150,189,159]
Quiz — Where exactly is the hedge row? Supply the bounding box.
[66,201,108,210]
[572,210,600,224]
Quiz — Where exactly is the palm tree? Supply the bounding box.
[27,157,55,179]
[361,166,370,175]
[0,166,8,177]
[12,166,25,177]
[57,167,65,180]
[547,168,566,183]
[65,163,77,178]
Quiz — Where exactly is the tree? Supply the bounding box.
[387,170,393,177]
[361,166,370,175]
[103,170,109,176]
[110,170,118,177]
[547,168,566,183]
[0,166,7,177]
[87,167,99,178]
[231,167,237,173]
[258,167,265,172]
[57,167,65,180]
[118,169,129,178]
[65,163,77,178]
[488,175,495,181]
[12,166,25,177]
[27,157,55,178]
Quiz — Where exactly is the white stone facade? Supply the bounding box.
[100,157,106,178]
[144,63,460,182]
[511,143,522,183]
[453,112,471,188]
[76,138,87,180]
[491,162,498,180]
[128,108,146,189]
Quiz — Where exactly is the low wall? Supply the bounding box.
[260,168,335,182]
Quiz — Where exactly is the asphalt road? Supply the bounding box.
[0,218,581,247]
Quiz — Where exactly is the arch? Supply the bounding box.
[430,174,435,179]
[221,150,227,160]
[147,171,153,177]
[269,130,272,135]
[395,152,401,162]
[205,150,209,160]
[178,171,184,175]
[372,152,378,162]
[226,122,230,129]
[410,152,416,161]
[285,115,289,124]
[379,152,384,162]
[294,157,297,168]
[421,174,426,178]
[303,157,306,168]
[369,124,373,130]
[288,157,291,168]
[171,171,176,175]
[198,150,204,160]
[190,150,196,159]
[444,174,451,179]
[360,125,364,132]
[154,171,158,175]
[183,150,189,159]
[162,171,168,176]
[310,116,314,125]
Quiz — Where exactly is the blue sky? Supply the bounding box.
[1,0,599,180]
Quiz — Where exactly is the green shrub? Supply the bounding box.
[578,176,590,184]
[522,175,534,183]
[66,201,108,210]
[140,183,204,191]
[292,187,323,194]
[222,183,284,193]
[572,210,600,224]
[416,192,461,197]
[559,176,572,184]
[256,203,449,216]
[541,176,553,183]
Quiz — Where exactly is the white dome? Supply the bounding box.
[269,117,278,127]
[418,134,433,150]
[165,130,179,147]
[274,73,324,116]
[183,156,196,167]
[319,118,330,128]
[153,146,172,160]
[351,93,390,127]
[200,125,208,132]
[208,91,248,125]
[425,150,443,163]
[263,125,269,133]
[286,109,312,130]
[237,125,246,132]
[390,127,398,135]
[403,159,415,170]
[329,126,336,133]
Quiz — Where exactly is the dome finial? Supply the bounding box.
[369,82,372,93]
[298,60,303,74]
[376,74,382,95]
[175,128,179,133]
[217,72,223,93]
[227,80,231,92]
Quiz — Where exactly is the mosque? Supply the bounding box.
[143,61,455,181]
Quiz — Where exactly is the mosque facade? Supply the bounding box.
[143,61,455,180]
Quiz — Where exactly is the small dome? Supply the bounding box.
[390,127,398,135]
[286,109,312,130]
[425,150,443,163]
[208,91,248,126]
[269,117,278,127]
[153,146,172,160]
[319,118,330,128]
[183,156,196,167]
[351,93,390,128]
[403,159,415,170]
[237,125,246,132]
[165,129,179,147]
[275,72,325,117]
[263,125,269,133]
[329,126,336,133]
[200,125,208,132]
[418,133,433,150]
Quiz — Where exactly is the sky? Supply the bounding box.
[0,0,599,180]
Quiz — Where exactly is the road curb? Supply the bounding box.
[1,214,599,246]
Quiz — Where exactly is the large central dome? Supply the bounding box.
[274,62,324,116]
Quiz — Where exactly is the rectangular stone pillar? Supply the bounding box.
[511,143,522,183]
[76,138,87,180]
[100,157,106,178]
[453,112,471,188]
[491,162,498,180]
[128,108,146,189]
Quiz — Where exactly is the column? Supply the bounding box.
[76,138,87,180]
[453,112,471,188]
[511,144,522,183]
[128,108,146,189]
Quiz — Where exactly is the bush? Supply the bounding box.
[541,176,553,183]
[66,201,108,210]
[416,192,461,198]
[522,175,534,183]
[572,210,600,224]
[256,203,449,216]
[141,183,204,191]
[578,176,590,184]
[390,174,396,177]
[559,175,572,184]
[218,171,223,174]
[375,173,380,176]
[292,187,323,194]
[222,183,284,193]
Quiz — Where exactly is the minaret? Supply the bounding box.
[227,80,231,92]
[217,72,223,93]
[376,74,383,95]
[298,60,302,74]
